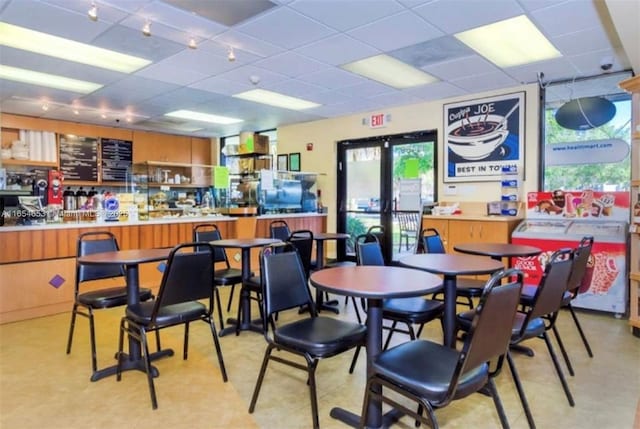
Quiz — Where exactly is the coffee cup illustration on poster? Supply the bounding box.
[443,91,525,182]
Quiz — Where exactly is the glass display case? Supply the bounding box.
[129,161,218,220]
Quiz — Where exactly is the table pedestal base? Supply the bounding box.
[90,348,174,382]
[219,317,263,337]
[330,406,403,429]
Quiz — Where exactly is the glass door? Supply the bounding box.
[337,131,436,263]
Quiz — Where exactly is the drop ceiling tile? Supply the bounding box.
[531,0,602,37]
[0,81,82,104]
[1,98,63,117]
[423,55,498,81]
[235,7,336,49]
[568,49,628,76]
[298,67,367,90]
[92,24,185,62]
[253,51,330,77]
[164,0,277,27]
[190,76,254,96]
[0,0,110,42]
[134,1,228,38]
[367,90,423,108]
[403,81,468,101]
[293,34,380,66]
[289,0,405,31]
[552,26,613,56]
[340,81,395,98]
[79,75,180,108]
[135,61,210,86]
[195,39,263,63]
[99,0,153,14]
[139,48,239,78]
[450,71,519,93]
[215,64,290,87]
[518,0,566,13]
[413,0,524,34]
[347,10,443,51]
[390,37,474,69]
[397,0,432,7]
[505,56,579,84]
[263,79,325,98]
[145,87,229,110]
[305,90,356,106]
[213,29,285,57]
[41,0,130,24]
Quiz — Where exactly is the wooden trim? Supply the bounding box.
[619,75,640,93]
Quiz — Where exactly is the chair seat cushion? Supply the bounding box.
[244,275,261,291]
[455,278,486,297]
[383,298,444,324]
[373,340,488,403]
[126,301,207,327]
[324,260,356,269]
[457,310,545,342]
[78,287,153,309]
[274,317,366,358]
[214,268,245,286]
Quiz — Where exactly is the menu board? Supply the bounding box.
[59,135,98,181]
[101,138,132,182]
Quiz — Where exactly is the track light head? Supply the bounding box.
[88,3,98,21]
[142,21,151,37]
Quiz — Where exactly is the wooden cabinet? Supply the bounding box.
[132,130,191,164]
[620,75,640,335]
[191,137,212,187]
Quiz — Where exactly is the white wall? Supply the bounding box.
[277,83,541,231]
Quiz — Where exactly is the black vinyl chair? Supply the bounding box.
[421,228,485,309]
[193,224,245,329]
[360,268,523,429]
[66,231,154,377]
[269,219,291,241]
[519,236,595,377]
[248,243,366,429]
[458,248,575,429]
[116,242,228,409]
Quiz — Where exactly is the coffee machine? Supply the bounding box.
[33,174,48,206]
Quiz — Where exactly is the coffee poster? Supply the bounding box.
[443,91,525,182]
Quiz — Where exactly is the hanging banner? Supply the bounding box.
[545,139,629,166]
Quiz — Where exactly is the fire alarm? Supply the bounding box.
[306,142,313,151]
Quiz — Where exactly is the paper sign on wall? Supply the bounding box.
[213,166,229,189]
[404,158,419,178]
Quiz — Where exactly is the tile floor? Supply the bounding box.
[1,288,638,429]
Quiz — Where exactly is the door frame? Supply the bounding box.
[336,130,438,263]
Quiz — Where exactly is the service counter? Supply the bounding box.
[0,213,326,323]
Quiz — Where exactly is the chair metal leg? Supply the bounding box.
[226,284,236,312]
[116,318,126,381]
[350,297,362,324]
[307,360,320,429]
[506,352,536,429]
[249,344,274,413]
[88,308,98,373]
[487,377,510,429]
[552,324,575,376]
[183,322,190,360]
[215,288,225,330]
[567,303,593,357]
[66,304,78,354]
[542,331,575,406]
[140,327,158,409]
[155,330,161,352]
[349,346,361,374]
[383,321,399,350]
[208,317,228,382]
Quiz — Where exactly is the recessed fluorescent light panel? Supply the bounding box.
[165,110,243,125]
[0,22,151,73]
[233,89,320,110]
[341,54,438,89]
[0,65,102,93]
[454,15,561,68]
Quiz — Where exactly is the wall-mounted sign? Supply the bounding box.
[545,139,629,166]
[59,135,98,181]
[369,113,387,128]
[101,138,132,182]
[444,91,525,182]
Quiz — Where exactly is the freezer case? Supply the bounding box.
[511,219,628,315]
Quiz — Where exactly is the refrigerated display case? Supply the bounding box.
[512,191,629,315]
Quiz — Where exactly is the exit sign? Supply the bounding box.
[370,113,387,128]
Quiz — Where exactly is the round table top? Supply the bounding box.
[453,242,542,258]
[78,247,171,265]
[309,265,442,299]
[209,238,280,249]
[314,232,350,241]
[399,253,503,276]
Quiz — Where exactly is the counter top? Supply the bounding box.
[422,214,523,222]
[0,215,236,232]
[257,212,327,219]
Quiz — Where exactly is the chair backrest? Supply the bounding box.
[150,242,216,321]
[269,220,291,241]
[355,234,385,266]
[398,211,419,232]
[193,223,229,266]
[260,243,314,323]
[367,225,389,264]
[523,248,574,327]
[567,235,594,294]
[450,268,523,398]
[76,231,125,283]
[420,228,446,254]
[288,229,314,279]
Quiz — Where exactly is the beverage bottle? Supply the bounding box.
[75,187,87,209]
[63,188,76,210]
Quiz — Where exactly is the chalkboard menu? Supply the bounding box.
[59,135,98,181]
[101,138,132,182]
